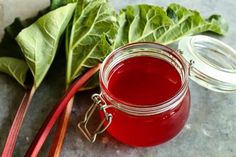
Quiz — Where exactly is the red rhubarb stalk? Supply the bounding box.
[47,98,74,157]
[25,64,100,157]
[1,87,36,157]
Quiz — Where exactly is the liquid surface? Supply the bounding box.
[107,56,182,105]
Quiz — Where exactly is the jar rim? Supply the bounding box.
[99,42,189,115]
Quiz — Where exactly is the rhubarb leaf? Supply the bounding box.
[0,57,29,87]
[113,3,228,48]
[50,0,76,10]
[16,3,76,88]
[157,3,228,44]
[66,0,118,84]
[113,4,172,48]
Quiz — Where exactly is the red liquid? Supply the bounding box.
[102,56,190,147]
[108,56,182,105]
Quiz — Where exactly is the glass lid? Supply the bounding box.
[178,35,236,93]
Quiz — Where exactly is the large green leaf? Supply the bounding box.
[157,3,228,44]
[113,4,173,48]
[0,57,28,87]
[66,0,118,84]
[16,3,76,88]
[50,0,76,10]
[113,3,228,48]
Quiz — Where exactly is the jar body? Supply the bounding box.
[100,88,190,147]
[96,42,190,147]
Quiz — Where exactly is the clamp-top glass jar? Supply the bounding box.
[78,35,236,147]
[79,42,190,147]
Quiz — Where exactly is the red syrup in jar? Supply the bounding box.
[108,56,182,105]
[102,56,190,147]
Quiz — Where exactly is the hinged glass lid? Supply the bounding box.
[178,35,236,93]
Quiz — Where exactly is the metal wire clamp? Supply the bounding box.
[78,93,112,143]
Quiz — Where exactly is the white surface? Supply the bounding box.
[0,0,49,40]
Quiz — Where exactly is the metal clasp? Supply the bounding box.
[78,93,112,143]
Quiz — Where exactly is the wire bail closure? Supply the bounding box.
[78,93,113,143]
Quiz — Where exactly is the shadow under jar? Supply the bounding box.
[78,35,236,147]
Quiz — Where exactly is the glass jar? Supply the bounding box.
[78,35,236,147]
[79,42,190,147]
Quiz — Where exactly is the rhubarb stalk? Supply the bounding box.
[1,87,36,157]
[47,98,74,157]
[25,64,100,157]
